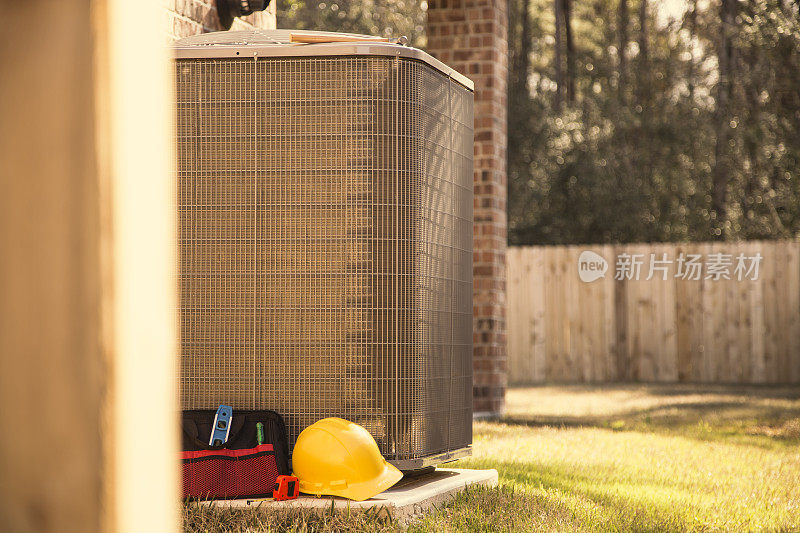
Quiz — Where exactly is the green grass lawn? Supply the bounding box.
[185,385,800,532]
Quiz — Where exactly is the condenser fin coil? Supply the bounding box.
[175,30,474,471]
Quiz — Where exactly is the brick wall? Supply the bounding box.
[165,0,276,40]
[427,0,508,415]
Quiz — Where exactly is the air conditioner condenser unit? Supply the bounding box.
[174,30,474,470]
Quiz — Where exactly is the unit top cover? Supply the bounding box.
[173,29,473,91]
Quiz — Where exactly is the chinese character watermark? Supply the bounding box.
[614,253,644,281]
[578,250,763,282]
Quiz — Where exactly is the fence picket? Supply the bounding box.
[507,241,800,384]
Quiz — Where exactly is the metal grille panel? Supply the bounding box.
[176,55,473,468]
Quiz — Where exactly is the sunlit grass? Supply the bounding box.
[185,385,800,532]
[429,422,800,531]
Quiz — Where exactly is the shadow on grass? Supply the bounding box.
[501,396,800,449]
[184,481,702,533]
[409,484,587,532]
[411,464,699,533]
[183,500,402,533]
[518,383,800,399]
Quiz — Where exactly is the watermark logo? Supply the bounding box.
[577,250,763,282]
[578,250,609,282]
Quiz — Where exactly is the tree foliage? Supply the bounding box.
[278,0,427,48]
[508,0,800,244]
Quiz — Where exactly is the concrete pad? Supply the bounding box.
[212,468,498,523]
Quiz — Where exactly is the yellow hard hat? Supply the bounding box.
[291,418,403,501]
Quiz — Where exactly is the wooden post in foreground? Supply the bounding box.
[0,1,178,532]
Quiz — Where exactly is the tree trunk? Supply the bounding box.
[518,0,532,88]
[635,0,649,107]
[712,0,738,237]
[563,0,576,103]
[519,0,533,76]
[618,0,629,100]
[686,0,697,99]
[638,0,648,63]
[554,0,564,110]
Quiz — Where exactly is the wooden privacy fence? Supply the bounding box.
[507,241,800,384]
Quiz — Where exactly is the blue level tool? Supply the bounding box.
[209,405,233,446]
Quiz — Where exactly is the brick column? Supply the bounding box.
[427,0,508,415]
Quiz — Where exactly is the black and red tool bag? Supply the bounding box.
[181,409,290,500]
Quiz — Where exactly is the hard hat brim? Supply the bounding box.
[296,460,403,502]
